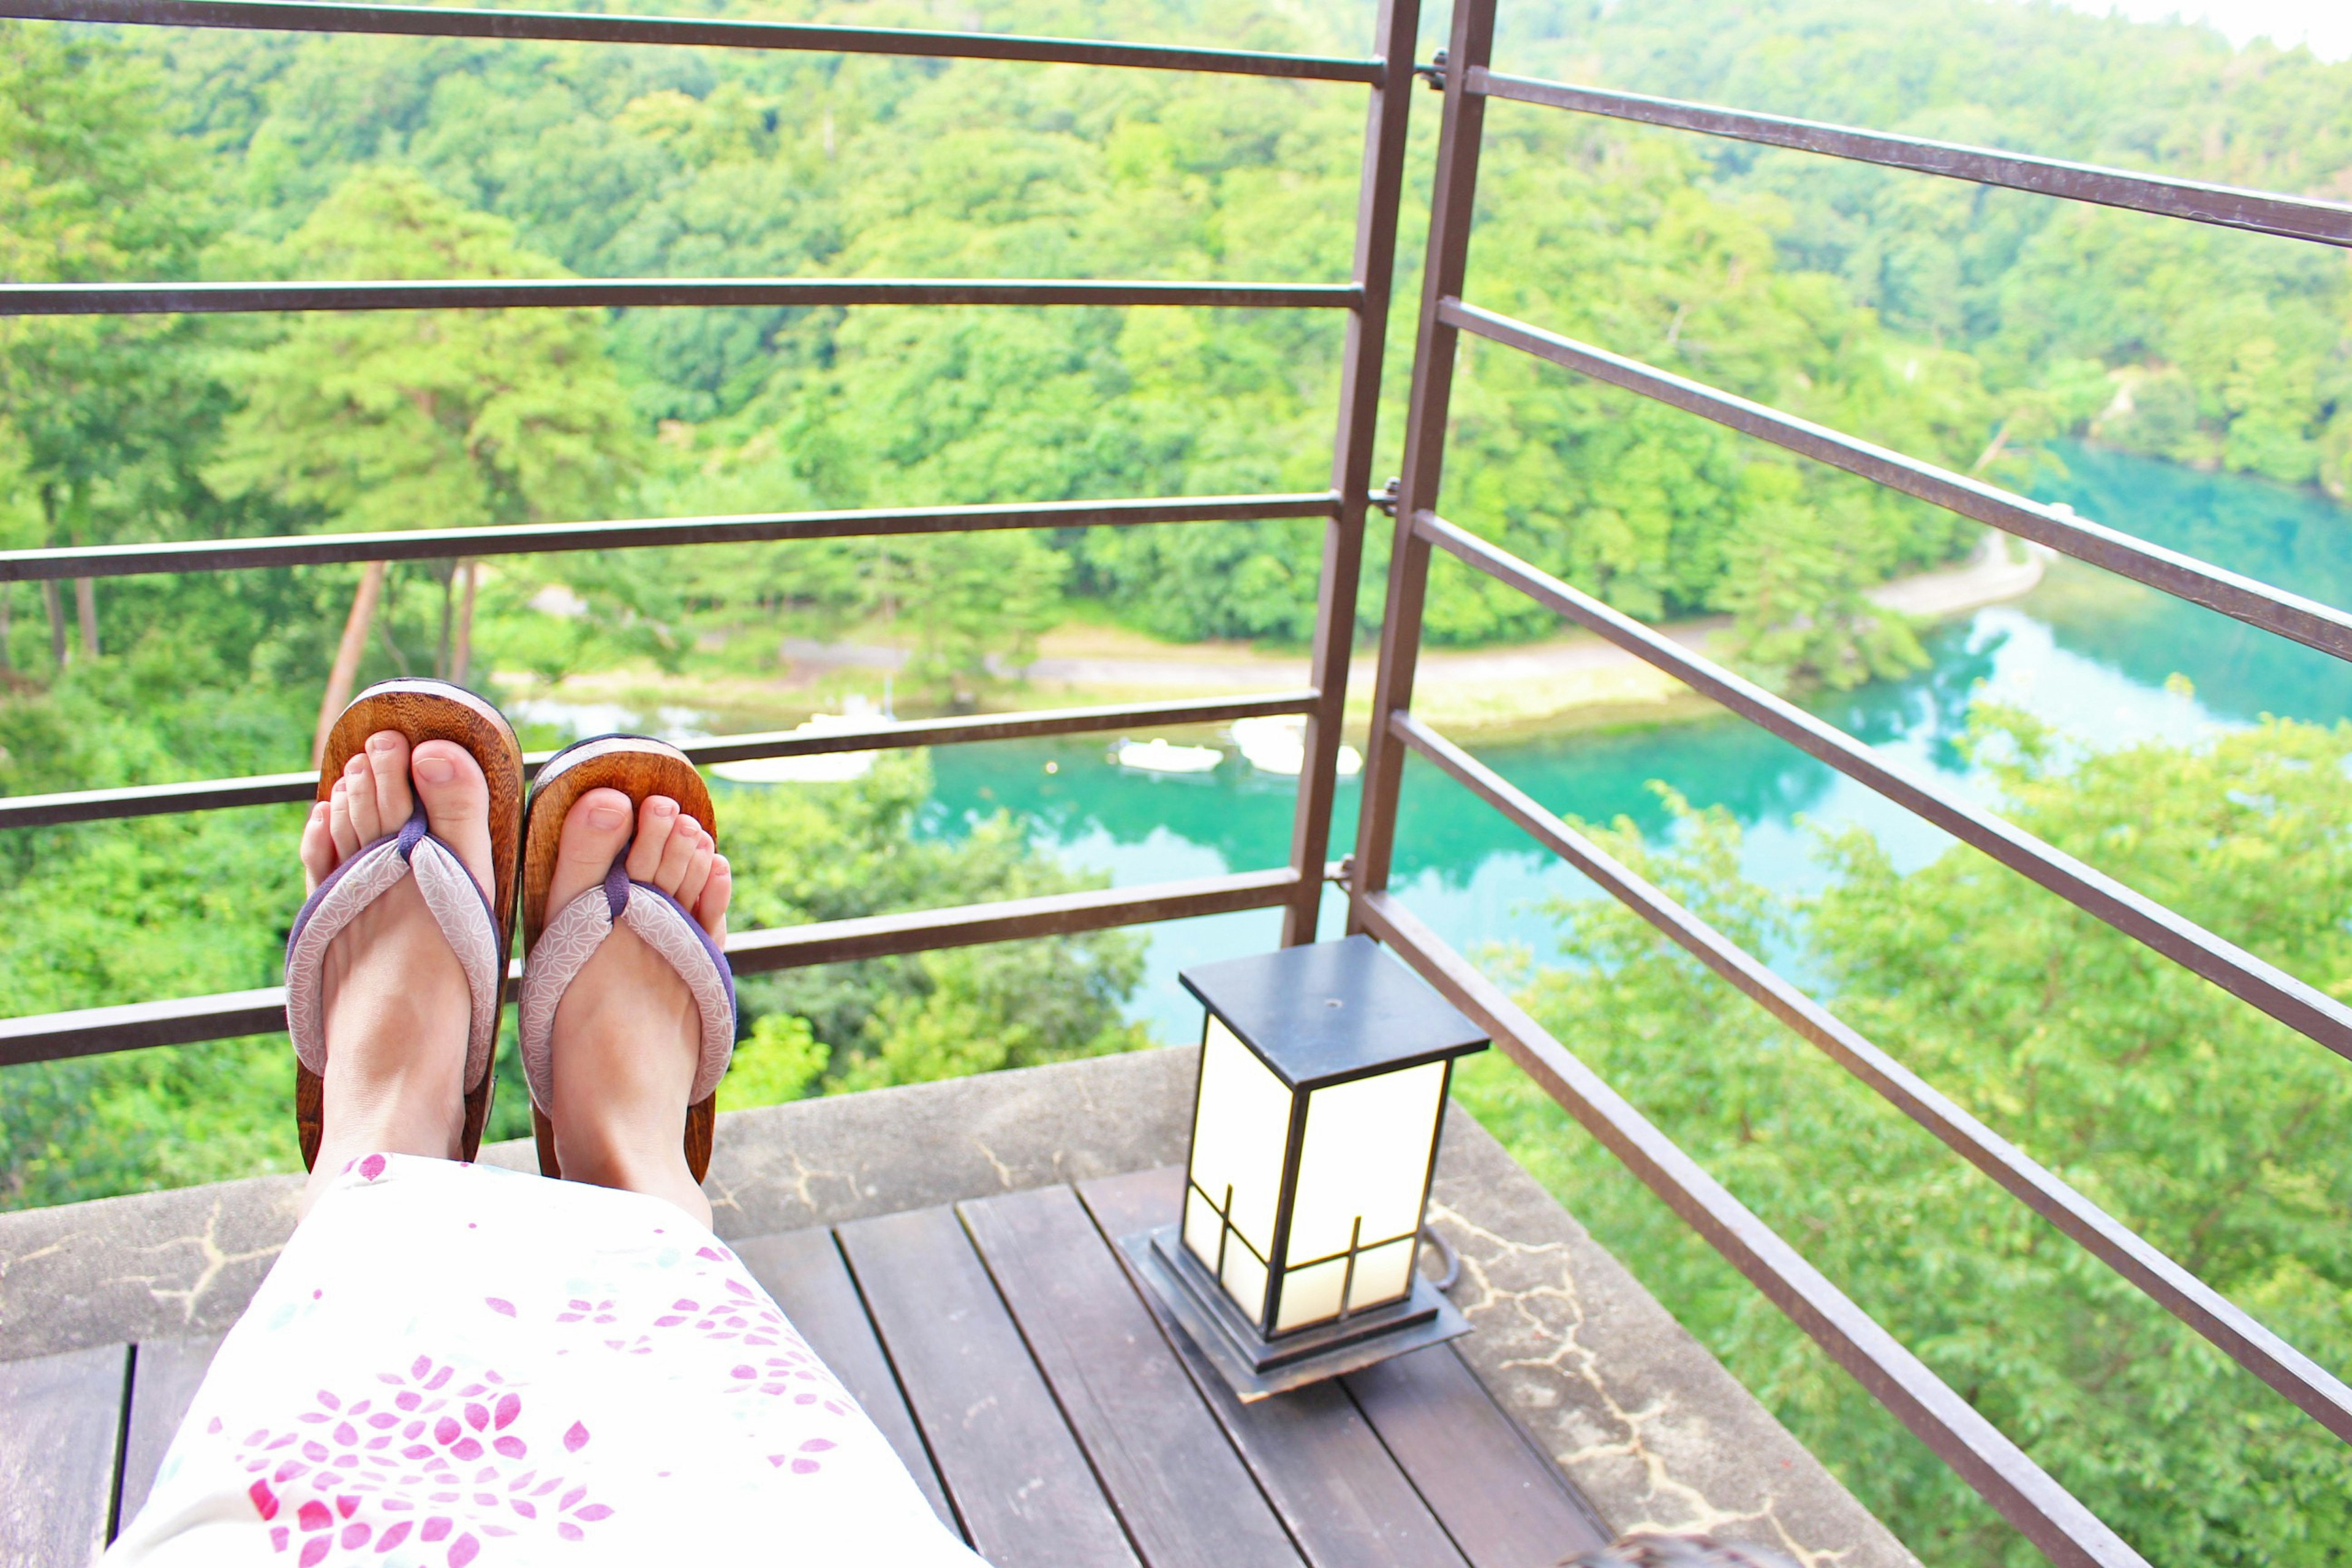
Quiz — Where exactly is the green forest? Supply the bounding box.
[5,0,2352,1564]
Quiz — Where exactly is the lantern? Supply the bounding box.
[1124,935,1488,1399]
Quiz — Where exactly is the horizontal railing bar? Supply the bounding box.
[0,867,1300,1065]
[1414,508,2352,1065]
[0,492,1340,583]
[0,986,296,1065]
[0,278,1362,318]
[0,690,1322,829]
[4,0,1385,81]
[1392,709,2352,1442]
[723,866,1298,973]
[1352,890,2146,1568]
[1439,299,2352,665]
[1469,69,2352,249]
[0,769,317,827]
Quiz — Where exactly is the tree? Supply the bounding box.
[1457,709,2352,1566]
[0,20,217,667]
[205,167,643,753]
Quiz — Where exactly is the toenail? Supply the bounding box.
[589,803,628,829]
[415,755,456,783]
[345,755,368,774]
[368,733,400,753]
[650,799,676,816]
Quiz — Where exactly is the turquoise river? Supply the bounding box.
[914,443,2352,1041]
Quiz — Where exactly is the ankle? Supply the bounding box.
[552,1122,709,1226]
[319,1074,465,1162]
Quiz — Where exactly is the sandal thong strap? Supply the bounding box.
[517,857,737,1113]
[284,801,503,1094]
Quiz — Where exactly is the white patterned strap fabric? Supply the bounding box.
[518,867,736,1114]
[283,810,503,1095]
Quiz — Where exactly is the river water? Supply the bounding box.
[917,443,2352,1040]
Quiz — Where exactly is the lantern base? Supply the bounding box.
[1121,1225,1471,1401]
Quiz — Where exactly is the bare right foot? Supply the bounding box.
[537,789,733,1226]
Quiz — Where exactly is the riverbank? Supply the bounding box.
[499,533,2046,740]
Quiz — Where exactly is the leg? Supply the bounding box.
[537,789,733,1226]
[295,731,497,1216]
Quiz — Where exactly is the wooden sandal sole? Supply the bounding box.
[519,736,723,1183]
[300,679,524,1170]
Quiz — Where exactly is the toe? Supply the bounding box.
[342,751,382,842]
[546,788,635,915]
[652,815,703,897]
[329,778,361,859]
[411,739,496,903]
[672,832,714,914]
[695,855,731,943]
[300,801,336,893]
[624,796,680,884]
[364,731,415,837]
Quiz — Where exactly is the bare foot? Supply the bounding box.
[537,789,732,1227]
[296,732,498,1216]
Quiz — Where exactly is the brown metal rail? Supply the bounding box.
[1390,709,2352,1444]
[0,0,1385,81]
[1469,70,2352,249]
[0,279,1360,317]
[0,492,1338,582]
[0,690,1321,830]
[1438,301,2352,664]
[1348,0,2352,1560]
[1279,0,1420,944]
[1355,893,2145,1568]
[0,867,1303,1066]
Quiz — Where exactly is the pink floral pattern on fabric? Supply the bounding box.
[514,1238,859,1476]
[108,1156,980,1567]
[235,1357,610,1566]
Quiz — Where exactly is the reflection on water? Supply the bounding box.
[920,442,2352,1041]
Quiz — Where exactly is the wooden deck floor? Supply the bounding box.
[1,1166,1610,1567]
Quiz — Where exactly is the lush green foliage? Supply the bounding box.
[6,9,2352,1559]
[2,0,2030,698]
[10,0,2352,688]
[1458,710,2352,1567]
[1542,0,2352,496]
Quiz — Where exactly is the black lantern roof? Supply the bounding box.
[1179,935,1488,1090]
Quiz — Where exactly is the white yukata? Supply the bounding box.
[108,1154,978,1568]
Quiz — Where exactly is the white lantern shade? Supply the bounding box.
[1181,1016,1289,1320]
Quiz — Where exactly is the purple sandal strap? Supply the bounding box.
[284,802,504,1093]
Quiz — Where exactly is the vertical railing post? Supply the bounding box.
[1280,0,1423,946]
[1349,0,1496,919]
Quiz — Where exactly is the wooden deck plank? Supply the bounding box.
[735,1226,958,1532]
[0,1343,129,1565]
[1347,1348,1610,1568]
[118,1333,225,1532]
[839,1203,1141,1568]
[962,1183,1302,1568]
[1078,1169,1471,1568]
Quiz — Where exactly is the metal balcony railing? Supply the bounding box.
[1346,4,2352,1566]
[7,0,2352,1562]
[0,0,1420,1061]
